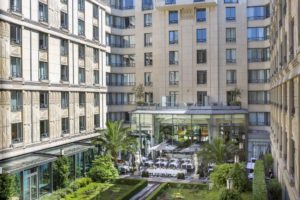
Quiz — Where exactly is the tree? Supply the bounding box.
[197,137,239,164]
[53,156,70,190]
[228,88,242,106]
[132,84,145,105]
[88,155,119,182]
[92,120,137,164]
[0,173,16,200]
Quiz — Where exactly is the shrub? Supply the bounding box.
[267,179,282,200]
[263,154,273,173]
[229,163,248,192]
[53,156,70,190]
[141,171,149,177]
[87,155,119,182]
[253,160,267,200]
[0,173,16,200]
[69,177,92,191]
[210,164,233,189]
[177,173,185,180]
[219,188,242,200]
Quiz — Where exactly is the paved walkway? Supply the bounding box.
[130,182,160,200]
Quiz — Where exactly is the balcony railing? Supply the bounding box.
[107,82,136,86]
[107,63,135,67]
[248,79,270,83]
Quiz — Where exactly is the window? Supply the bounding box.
[61,39,68,56]
[62,118,69,134]
[93,48,99,63]
[169,51,179,65]
[93,26,99,41]
[93,4,99,18]
[166,0,176,5]
[197,91,207,106]
[248,91,269,104]
[247,5,270,20]
[61,0,68,4]
[61,92,69,108]
[107,112,130,122]
[145,92,153,103]
[78,44,85,59]
[144,13,152,27]
[39,62,48,80]
[248,48,270,62]
[94,93,100,106]
[227,91,240,105]
[40,92,48,109]
[144,52,153,66]
[226,49,236,63]
[107,53,135,67]
[94,70,99,84]
[168,91,178,106]
[169,71,179,85]
[248,69,270,83]
[61,65,69,81]
[94,114,100,128]
[226,7,236,21]
[226,28,236,42]
[109,0,134,10]
[196,29,206,43]
[39,2,48,22]
[39,32,48,50]
[226,70,236,84]
[11,91,22,111]
[144,72,152,86]
[12,123,23,143]
[169,11,178,24]
[142,0,153,10]
[224,0,238,3]
[40,120,49,138]
[61,12,68,29]
[107,93,135,105]
[79,68,85,83]
[169,31,178,44]
[78,0,84,12]
[196,8,206,22]
[10,0,21,13]
[78,19,85,36]
[11,57,22,78]
[144,33,152,47]
[79,92,85,107]
[197,71,207,84]
[106,34,135,48]
[197,50,207,64]
[10,24,21,44]
[247,27,269,41]
[79,116,86,131]
[106,15,135,29]
[249,112,270,126]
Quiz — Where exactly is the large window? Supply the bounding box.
[61,39,68,56]
[94,48,99,63]
[169,51,179,65]
[39,62,48,80]
[10,0,21,13]
[93,26,99,41]
[78,0,85,12]
[61,92,69,108]
[40,120,49,138]
[144,72,152,86]
[142,0,153,10]
[62,118,69,134]
[94,93,100,106]
[248,69,270,83]
[224,0,238,3]
[249,112,270,126]
[144,33,152,47]
[78,19,85,36]
[39,163,51,196]
[169,11,178,24]
[11,122,23,143]
[145,92,153,103]
[197,71,207,84]
[39,2,48,22]
[10,24,21,44]
[196,9,206,22]
[144,13,152,27]
[169,71,179,85]
[11,57,22,78]
[61,65,69,81]
[79,92,85,107]
[226,28,236,42]
[78,44,85,59]
[197,50,207,64]
[106,34,135,48]
[94,70,99,84]
[106,73,136,86]
[61,11,68,29]
[79,68,85,83]
[40,92,48,109]
[226,49,236,63]
[226,70,236,84]
[197,91,207,106]
[109,0,134,10]
[94,114,100,128]
[39,32,48,50]
[247,5,270,20]
[169,91,178,106]
[247,27,269,41]
[226,7,236,21]
[93,4,99,18]
[79,116,86,131]
[248,91,269,104]
[106,53,135,67]
[196,29,206,43]
[107,93,135,105]
[11,90,22,111]
[248,48,270,62]
[169,31,178,44]
[106,15,135,29]
[144,52,153,66]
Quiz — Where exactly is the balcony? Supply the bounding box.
[155,0,217,9]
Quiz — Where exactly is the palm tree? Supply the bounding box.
[197,137,238,164]
[92,120,137,164]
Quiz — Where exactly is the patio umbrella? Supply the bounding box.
[179,144,201,153]
[149,141,177,151]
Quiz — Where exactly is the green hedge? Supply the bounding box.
[253,160,267,200]
[115,179,148,200]
[145,182,208,200]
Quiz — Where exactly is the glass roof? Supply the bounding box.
[39,143,93,156]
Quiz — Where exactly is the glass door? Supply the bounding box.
[23,168,38,200]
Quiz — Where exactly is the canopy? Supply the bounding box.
[149,141,177,151]
[179,144,201,153]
